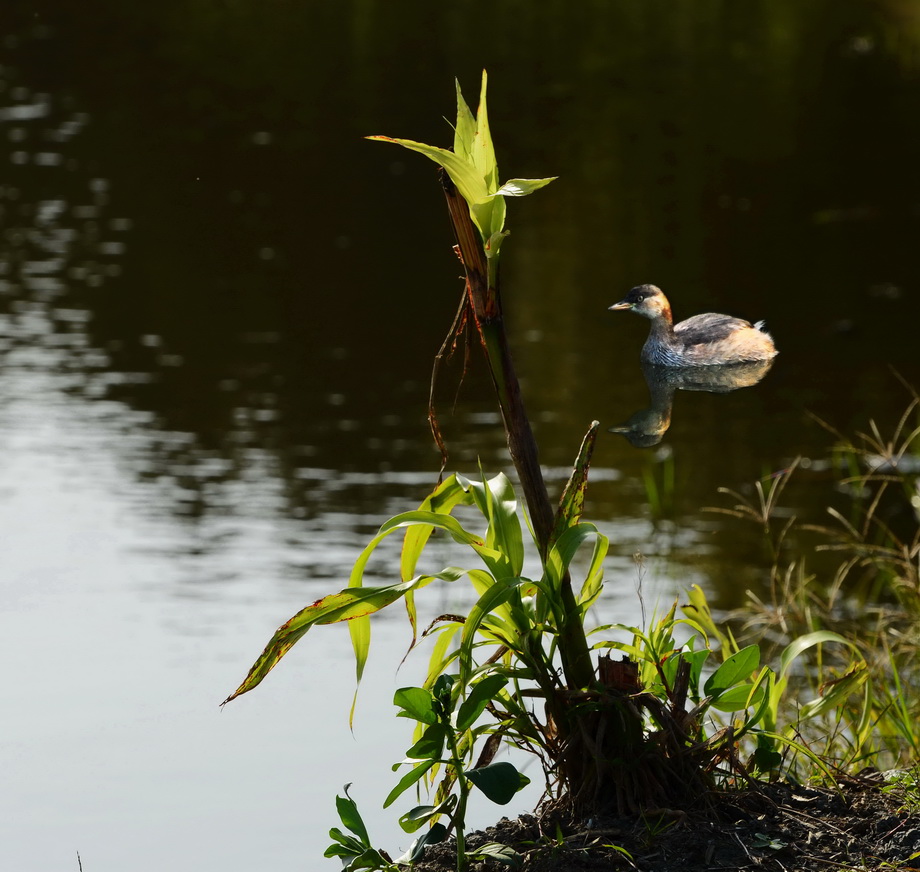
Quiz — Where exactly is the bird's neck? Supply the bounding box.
[647,304,675,339]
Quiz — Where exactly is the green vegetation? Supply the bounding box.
[715,390,920,776]
[225,74,920,868]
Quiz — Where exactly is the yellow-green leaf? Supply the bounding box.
[222,581,416,704]
[453,78,476,161]
[493,177,558,197]
[472,70,499,192]
[366,136,489,205]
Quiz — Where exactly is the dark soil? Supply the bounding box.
[411,774,920,871]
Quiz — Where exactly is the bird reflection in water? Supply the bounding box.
[609,359,775,448]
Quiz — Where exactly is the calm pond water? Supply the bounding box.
[4,2,920,869]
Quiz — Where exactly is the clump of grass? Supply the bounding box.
[709,386,920,776]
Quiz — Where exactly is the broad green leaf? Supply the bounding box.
[432,673,455,705]
[335,784,370,844]
[384,759,436,808]
[751,730,783,773]
[323,833,362,858]
[467,761,530,805]
[394,686,438,725]
[470,842,523,868]
[333,846,391,868]
[396,823,449,865]
[704,644,760,696]
[398,795,457,833]
[406,722,447,761]
[456,674,508,731]
[709,683,765,712]
[492,177,558,197]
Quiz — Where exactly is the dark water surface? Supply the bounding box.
[3,2,920,868]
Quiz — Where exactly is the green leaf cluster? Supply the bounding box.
[324,784,400,871]
[388,673,528,871]
[368,71,556,263]
[594,584,871,780]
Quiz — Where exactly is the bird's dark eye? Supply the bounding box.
[635,294,645,302]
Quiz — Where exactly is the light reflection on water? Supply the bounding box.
[0,75,659,868]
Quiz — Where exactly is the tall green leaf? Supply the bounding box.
[384,760,436,808]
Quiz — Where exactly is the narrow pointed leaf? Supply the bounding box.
[469,472,524,578]
[384,759,436,808]
[366,136,489,207]
[400,476,471,582]
[682,584,735,654]
[550,421,599,550]
[348,613,371,728]
[377,509,500,561]
[472,70,499,191]
[779,630,856,680]
[459,578,521,685]
[545,523,607,592]
[492,177,558,197]
[223,580,417,703]
[453,79,476,160]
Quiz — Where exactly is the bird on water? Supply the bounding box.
[609,284,778,366]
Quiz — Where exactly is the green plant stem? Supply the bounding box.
[439,171,595,692]
[445,728,470,872]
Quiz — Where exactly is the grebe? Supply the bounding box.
[609,284,778,366]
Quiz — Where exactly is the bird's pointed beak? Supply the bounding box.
[608,300,633,311]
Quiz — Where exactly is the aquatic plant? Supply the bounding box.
[712,388,920,773]
[224,72,868,868]
[367,70,556,291]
